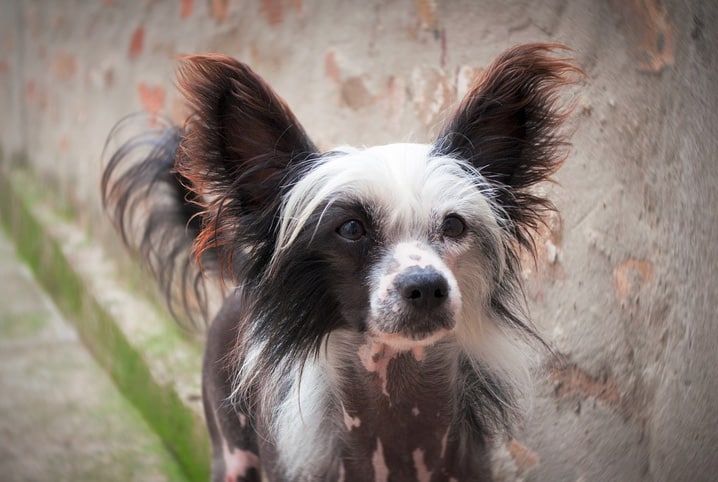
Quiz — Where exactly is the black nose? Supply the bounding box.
[395,266,450,311]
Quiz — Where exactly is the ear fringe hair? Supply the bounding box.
[173,55,317,283]
[101,113,221,328]
[436,43,584,255]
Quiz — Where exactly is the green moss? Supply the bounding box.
[81,304,210,482]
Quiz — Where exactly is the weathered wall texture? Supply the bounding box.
[1,0,716,480]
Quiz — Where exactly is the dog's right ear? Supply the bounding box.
[175,55,318,270]
[433,44,581,251]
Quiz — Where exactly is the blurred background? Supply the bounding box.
[1,0,717,480]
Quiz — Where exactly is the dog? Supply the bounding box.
[101,43,580,481]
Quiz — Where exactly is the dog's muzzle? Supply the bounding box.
[369,245,460,347]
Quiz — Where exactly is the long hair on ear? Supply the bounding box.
[174,55,318,284]
[101,113,220,327]
[435,43,583,253]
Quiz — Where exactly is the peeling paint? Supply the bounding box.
[52,51,76,81]
[25,80,36,102]
[340,76,374,110]
[455,65,482,100]
[415,0,438,30]
[613,0,675,73]
[614,258,655,304]
[128,26,144,60]
[551,364,620,406]
[209,0,230,22]
[180,0,193,19]
[409,66,454,128]
[256,0,304,24]
[170,95,190,125]
[261,0,284,25]
[383,75,406,131]
[138,83,166,115]
[324,50,341,84]
[58,136,70,153]
[508,439,540,473]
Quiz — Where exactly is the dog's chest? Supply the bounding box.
[331,345,466,481]
[264,341,492,481]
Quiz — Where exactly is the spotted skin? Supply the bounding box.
[338,342,494,481]
[203,295,261,482]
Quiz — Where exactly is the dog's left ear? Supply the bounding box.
[434,43,582,248]
[174,55,319,276]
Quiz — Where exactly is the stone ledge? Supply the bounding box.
[0,168,210,482]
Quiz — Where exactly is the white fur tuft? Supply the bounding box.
[274,144,501,265]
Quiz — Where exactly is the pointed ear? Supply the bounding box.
[177,54,317,209]
[434,44,582,248]
[174,54,318,268]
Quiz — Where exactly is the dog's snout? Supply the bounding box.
[395,266,449,311]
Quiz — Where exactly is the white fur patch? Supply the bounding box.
[440,428,450,459]
[455,304,535,407]
[230,336,266,403]
[273,356,339,479]
[274,143,499,264]
[267,332,364,479]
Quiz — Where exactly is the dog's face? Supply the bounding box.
[275,143,504,350]
[175,45,579,364]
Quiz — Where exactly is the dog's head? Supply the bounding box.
[177,44,579,364]
[272,142,499,351]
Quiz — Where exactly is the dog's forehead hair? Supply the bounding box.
[277,143,498,250]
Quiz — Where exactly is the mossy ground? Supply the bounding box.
[0,167,210,481]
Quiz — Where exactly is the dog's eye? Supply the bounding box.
[337,219,366,241]
[441,215,465,238]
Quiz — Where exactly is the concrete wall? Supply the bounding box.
[1,0,717,480]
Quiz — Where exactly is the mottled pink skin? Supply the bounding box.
[372,438,389,482]
[374,242,455,304]
[358,341,399,398]
[342,402,362,431]
[222,437,259,481]
[440,429,449,460]
[337,461,346,482]
[413,448,432,481]
[357,339,436,401]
